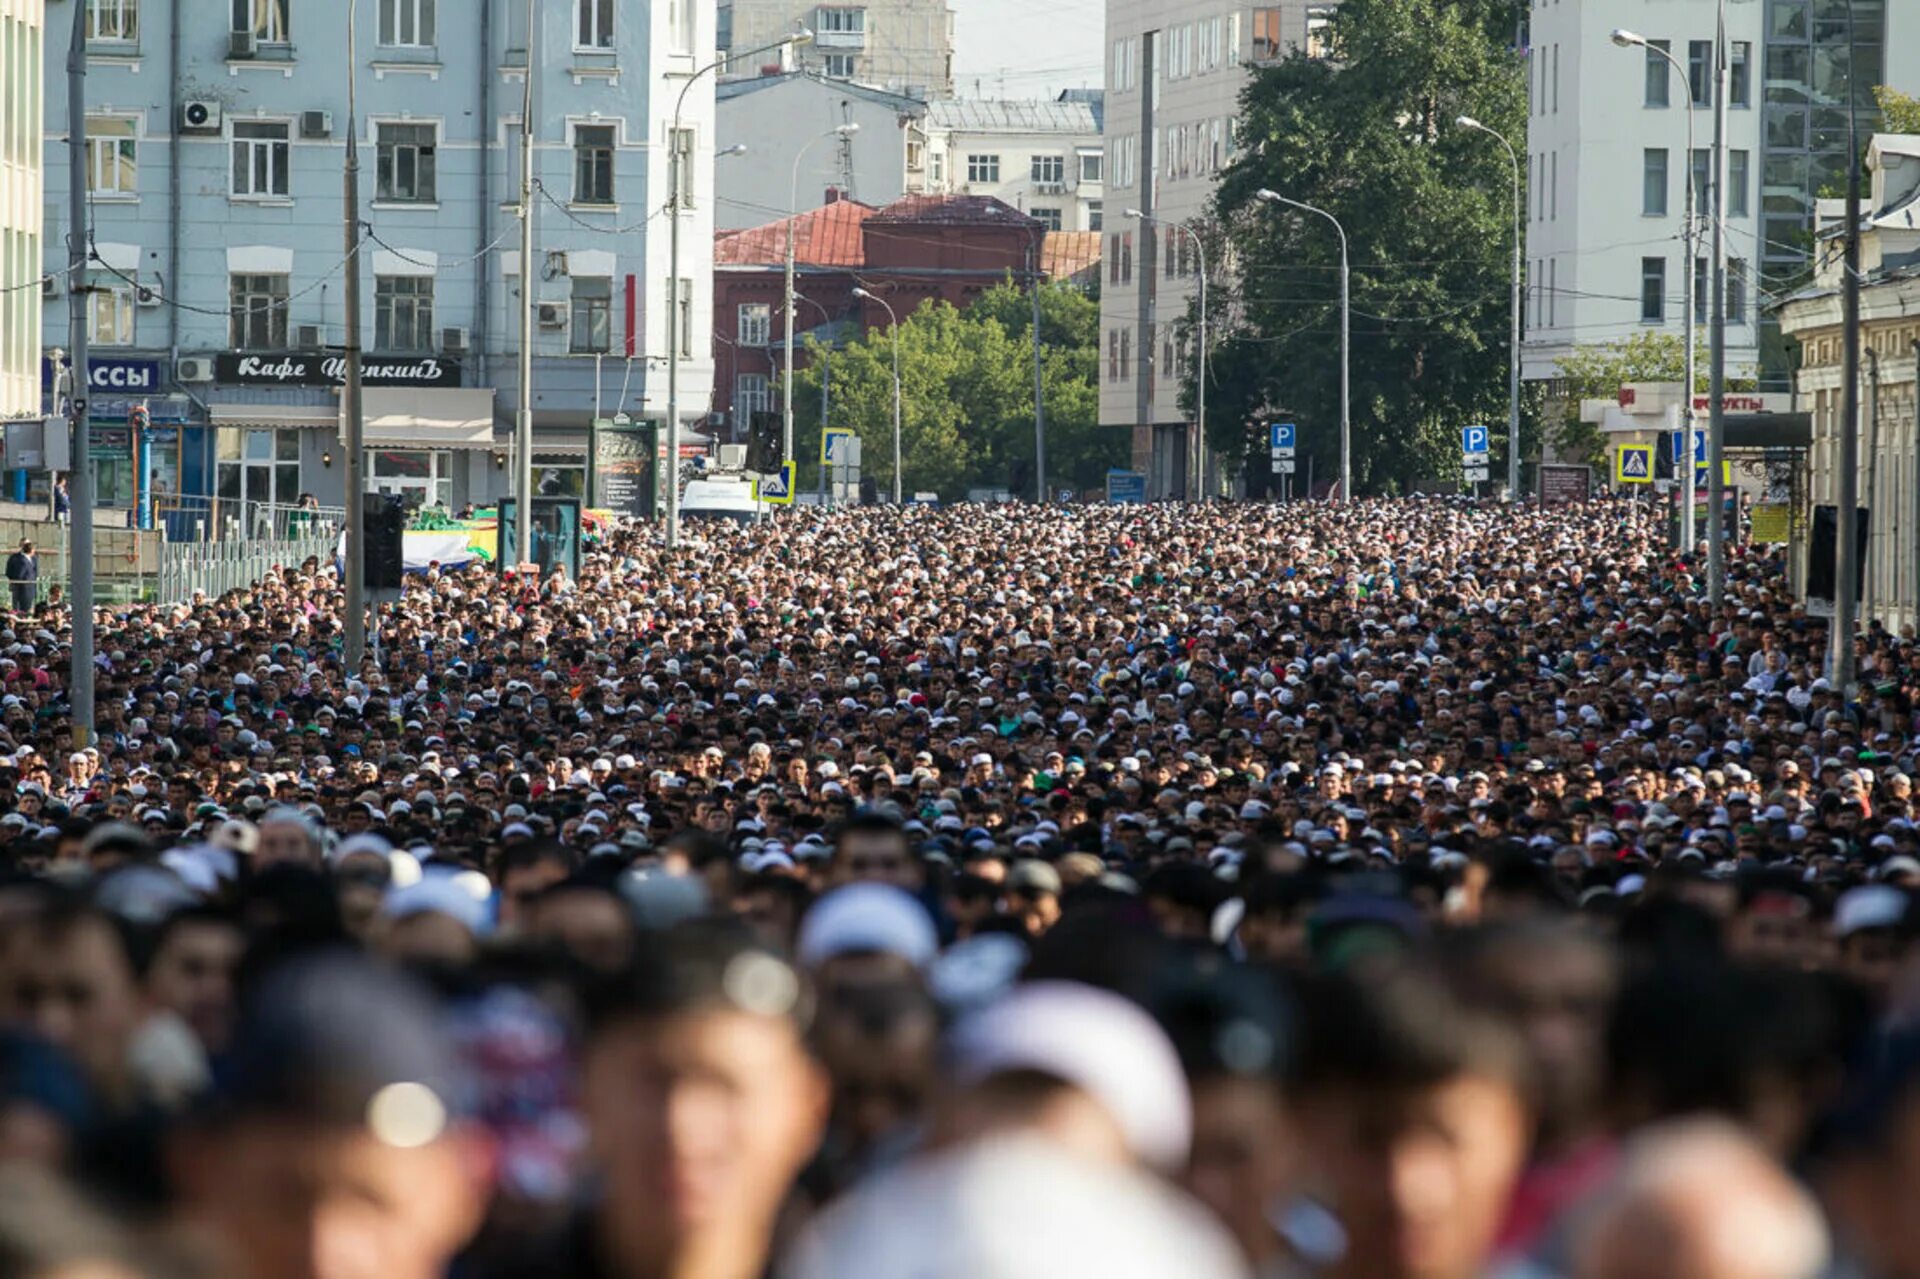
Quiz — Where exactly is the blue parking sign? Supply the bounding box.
[1270,422,1296,451]
[1462,425,1490,456]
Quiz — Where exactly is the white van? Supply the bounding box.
[679,477,765,524]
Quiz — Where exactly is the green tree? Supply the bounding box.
[1876,85,1920,134]
[1550,331,1686,466]
[790,281,1121,498]
[1211,0,1527,493]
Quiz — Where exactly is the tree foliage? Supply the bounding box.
[1550,331,1688,466]
[1876,85,1920,135]
[1209,0,1528,493]
[789,281,1121,498]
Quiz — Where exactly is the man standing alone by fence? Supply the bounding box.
[6,540,37,614]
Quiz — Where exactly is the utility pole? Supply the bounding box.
[1705,0,1729,606]
[65,0,94,746]
[514,0,536,567]
[1030,239,1047,502]
[1834,0,1863,690]
[341,0,367,669]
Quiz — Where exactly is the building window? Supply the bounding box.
[1305,5,1334,59]
[1087,201,1102,231]
[1691,147,1710,218]
[231,121,290,199]
[1032,207,1062,231]
[906,140,924,171]
[667,0,694,52]
[736,374,771,418]
[1107,329,1118,381]
[1108,234,1119,285]
[573,125,616,204]
[86,0,139,43]
[229,273,289,349]
[1078,151,1102,184]
[1250,7,1283,60]
[378,0,433,46]
[570,277,611,353]
[217,428,302,512]
[375,276,434,351]
[1031,154,1065,184]
[1119,327,1131,378]
[672,278,692,357]
[1688,40,1710,107]
[1121,231,1133,282]
[232,0,289,44]
[738,302,771,347]
[577,0,613,47]
[1644,39,1670,106]
[823,53,855,78]
[89,277,135,346]
[930,151,945,184]
[967,154,1000,184]
[1640,256,1666,323]
[1729,259,1747,322]
[1694,255,1708,316]
[819,7,864,33]
[375,122,436,202]
[1642,147,1668,216]
[370,448,452,510]
[86,117,138,196]
[1729,149,1749,217]
[1730,41,1751,107]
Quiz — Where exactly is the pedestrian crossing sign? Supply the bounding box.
[1615,444,1654,485]
[753,461,797,505]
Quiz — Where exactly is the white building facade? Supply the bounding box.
[0,0,41,423]
[1100,0,1334,497]
[721,0,954,100]
[915,96,1105,234]
[1523,0,1766,385]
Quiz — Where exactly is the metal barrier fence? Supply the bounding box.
[153,497,345,544]
[155,532,337,604]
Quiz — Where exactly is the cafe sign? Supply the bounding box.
[214,352,462,388]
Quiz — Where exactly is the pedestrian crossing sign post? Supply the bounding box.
[754,461,797,505]
[1615,444,1654,485]
[822,427,855,467]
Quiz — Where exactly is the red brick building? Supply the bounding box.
[711,191,1059,430]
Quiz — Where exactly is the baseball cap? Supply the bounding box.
[796,884,938,970]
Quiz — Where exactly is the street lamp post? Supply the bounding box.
[1611,30,1699,559]
[666,30,809,550]
[1256,189,1349,500]
[1455,116,1523,501]
[852,287,902,503]
[1128,210,1206,501]
[785,124,860,472]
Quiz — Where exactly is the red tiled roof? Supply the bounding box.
[1040,231,1101,284]
[714,200,875,267]
[867,193,1040,226]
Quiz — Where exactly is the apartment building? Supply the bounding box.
[36,0,722,517]
[721,0,955,100]
[916,94,1105,233]
[0,0,41,425]
[1100,0,1334,497]
[715,72,925,231]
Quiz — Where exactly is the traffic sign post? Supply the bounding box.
[822,427,855,467]
[754,461,798,506]
[1615,444,1654,485]
[1269,422,1297,458]
[1461,425,1490,458]
[1670,429,1707,465]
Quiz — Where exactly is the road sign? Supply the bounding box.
[1464,464,1490,483]
[1270,422,1296,455]
[1461,425,1490,457]
[754,461,797,505]
[1615,444,1654,484]
[822,427,856,466]
[1106,469,1147,503]
[1670,429,1707,463]
[1272,458,1296,475]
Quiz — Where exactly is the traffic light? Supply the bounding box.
[746,411,781,474]
[363,493,407,590]
[859,476,878,506]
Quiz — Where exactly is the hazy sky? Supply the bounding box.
[951,0,1106,100]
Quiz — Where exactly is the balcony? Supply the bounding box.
[814,27,866,49]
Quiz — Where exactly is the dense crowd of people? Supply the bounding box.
[3,495,1920,1279]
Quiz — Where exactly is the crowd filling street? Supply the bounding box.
[5,495,1920,1279]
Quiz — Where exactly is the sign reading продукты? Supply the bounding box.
[214,352,462,388]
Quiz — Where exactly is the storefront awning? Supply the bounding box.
[212,403,340,429]
[347,389,495,449]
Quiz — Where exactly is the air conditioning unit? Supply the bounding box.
[299,110,332,139]
[536,302,566,328]
[179,100,222,132]
[41,276,60,300]
[1035,181,1067,195]
[136,284,162,308]
[294,323,323,348]
[176,356,215,383]
[229,28,257,59]
[440,326,470,354]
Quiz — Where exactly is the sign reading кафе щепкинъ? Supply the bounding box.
[213,353,462,388]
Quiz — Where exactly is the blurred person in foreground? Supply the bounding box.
[784,980,1248,1279]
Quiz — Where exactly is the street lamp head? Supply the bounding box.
[1124,207,1145,219]
[788,26,814,45]
[1255,188,1283,204]
[1611,28,1646,48]
[719,143,748,157]
[852,286,873,299]
[833,123,861,137]
[1456,114,1482,129]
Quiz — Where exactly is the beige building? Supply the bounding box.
[722,0,955,100]
[1100,0,1335,497]
[0,0,42,422]
[1777,134,1920,634]
[914,95,1105,233]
